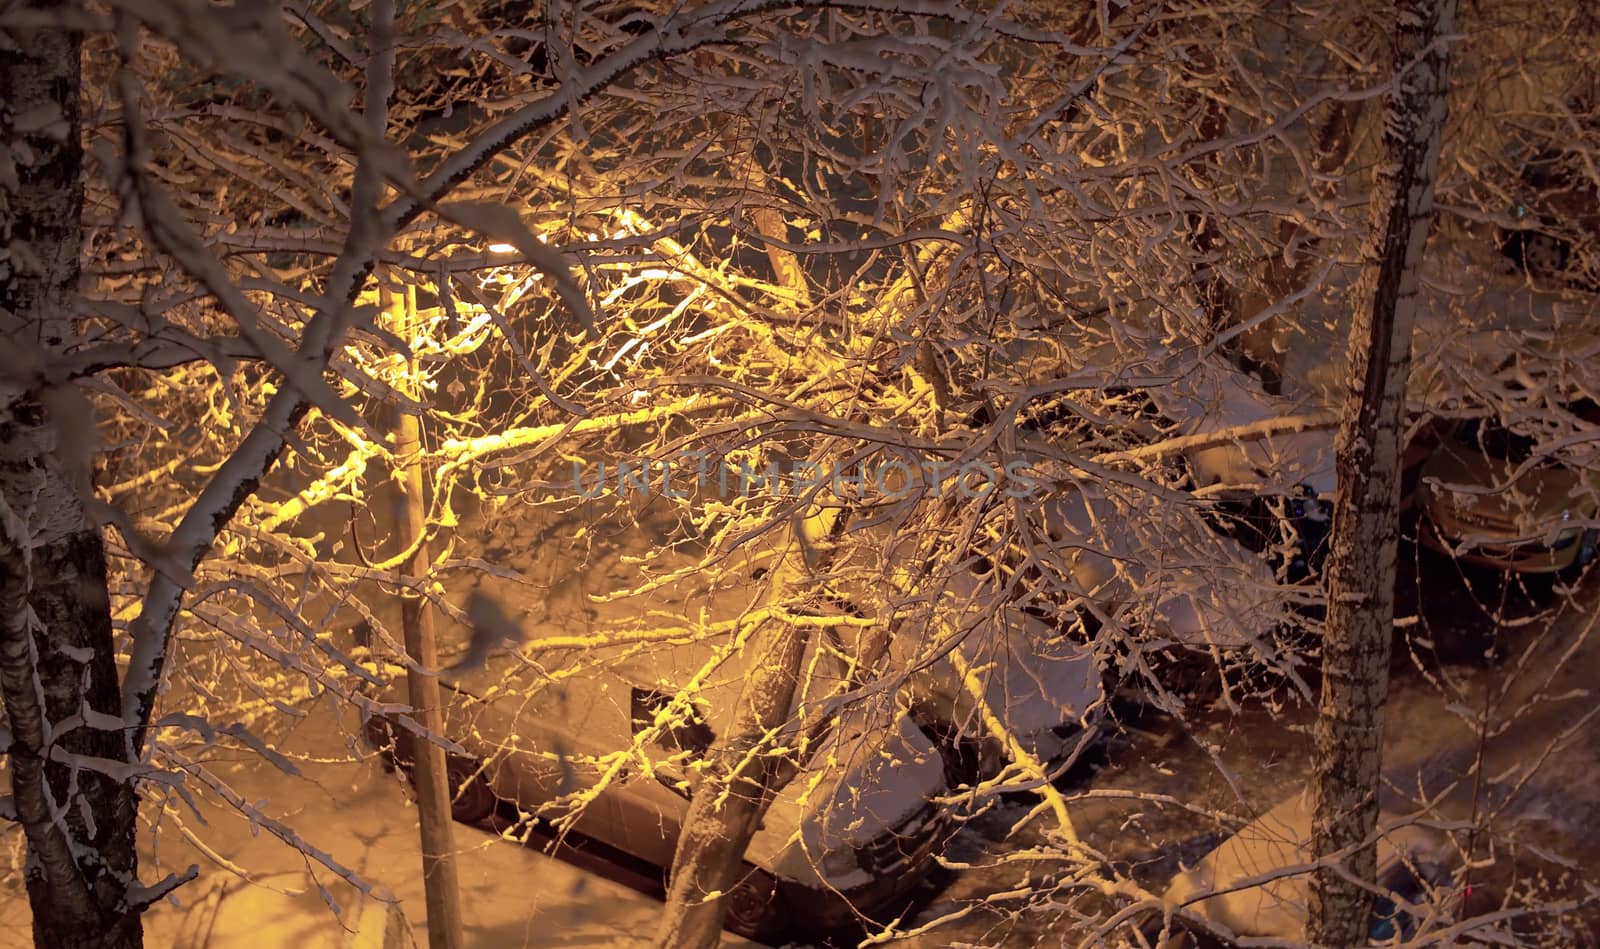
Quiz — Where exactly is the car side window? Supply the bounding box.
[630,687,715,758]
[1368,858,1439,942]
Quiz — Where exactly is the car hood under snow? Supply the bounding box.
[743,696,947,890]
[1040,489,1286,651]
[882,563,1106,756]
[1420,436,1596,539]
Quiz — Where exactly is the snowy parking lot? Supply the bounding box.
[4,493,1595,948]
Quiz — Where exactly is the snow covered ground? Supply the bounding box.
[896,548,1600,946]
[0,688,760,949]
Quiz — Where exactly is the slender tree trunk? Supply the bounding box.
[382,276,465,949]
[0,22,144,949]
[1308,0,1455,944]
[657,510,838,949]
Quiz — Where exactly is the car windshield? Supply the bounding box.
[630,687,715,759]
[1455,418,1539,465]
[1367,862,1431,942]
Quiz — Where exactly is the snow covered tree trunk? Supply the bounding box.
[655,613,806,948]
[1308,0,1456,943]
[0,22,144,949]
[657,511,838,949]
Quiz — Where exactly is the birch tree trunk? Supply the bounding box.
[0,22,144,949]
[1308,0,1456,943]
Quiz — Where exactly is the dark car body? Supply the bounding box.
[1416,345,1600,576]
[1499,147,1600,290]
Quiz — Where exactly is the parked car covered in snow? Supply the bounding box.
[1157,773,1584,946]
[1002,338,1342,585]
[1039,488,1287,644]
[364,626,948,940]
[1418,416,1600,575]
[1037,485,1302,701]
[868,545,1106,779]
[838,475,1291,781]
[1416,343,1600,576]
[1498,144,1600,291]
[1155,689,1593,946]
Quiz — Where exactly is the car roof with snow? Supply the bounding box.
[1049,335,1340,494]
